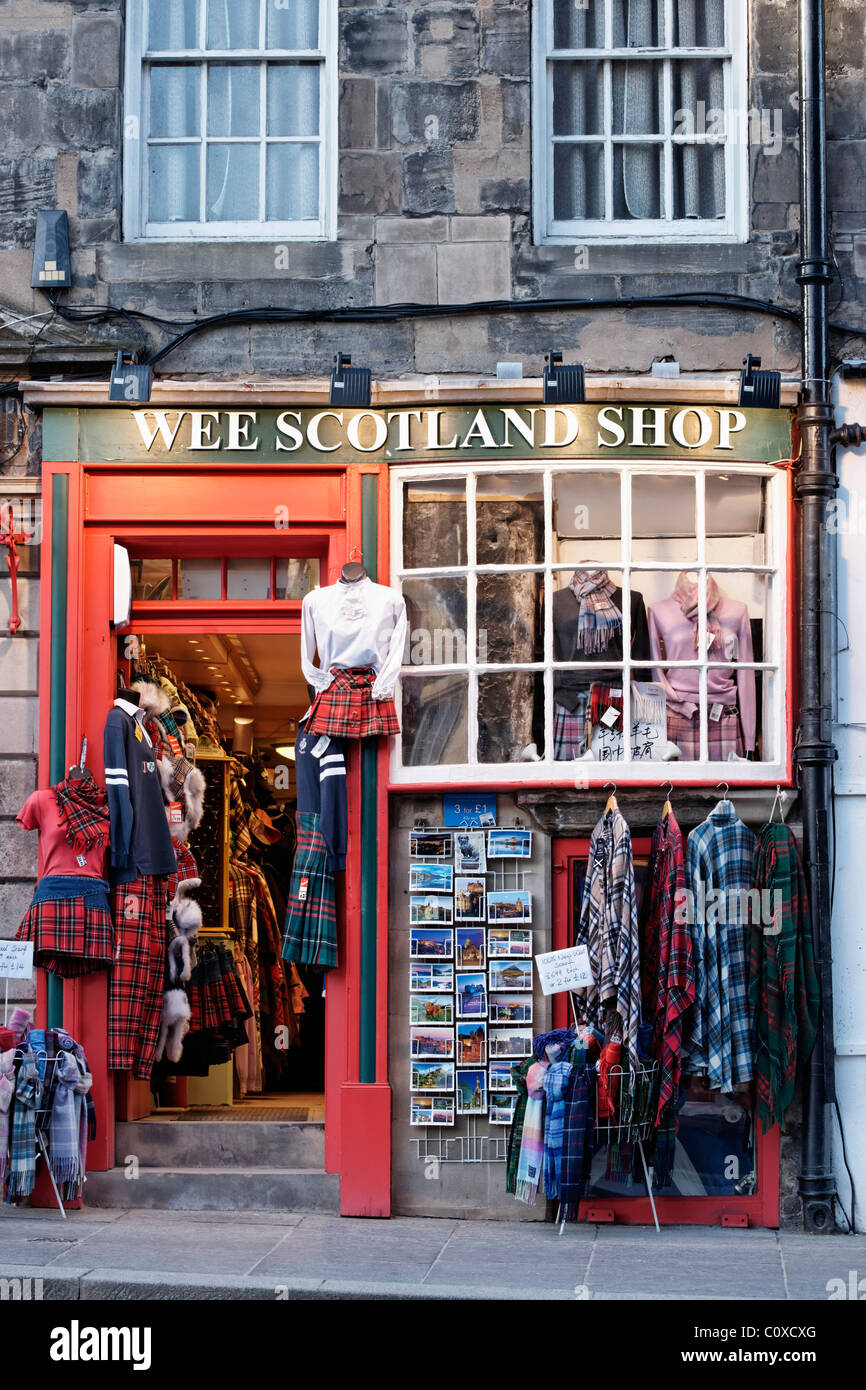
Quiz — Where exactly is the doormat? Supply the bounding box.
[175,1107,311,1122]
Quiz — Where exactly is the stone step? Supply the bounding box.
[83,1165,340,1214]
[114,1120,325,1170]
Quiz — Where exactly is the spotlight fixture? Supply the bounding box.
[108,351,153,403]
[738,354,781,409]
[330,353,371,407]
[543,350,585,405]
[31,210,72,288]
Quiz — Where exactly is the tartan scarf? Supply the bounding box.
[0,1049,15,1186]
[54,775,110,856]
[515,1061,547,1205]
[570,569,621,653]
[8,1049,41,1197]
[640,812,694,1124]
[49,1048,83,1188]
[576,808,642,1066]
[673,571,723,654]
[749,823,819,1133]
[559,1063,596,1221]
[542,1059,572,1200]
[505,1055,534,1195]
[588,682,624,733]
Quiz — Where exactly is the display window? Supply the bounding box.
[392,460,789,783]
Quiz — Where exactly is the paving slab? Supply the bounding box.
[586,1237,787,1300]
[48,1222,290,1276]
[777,1235,866,1299]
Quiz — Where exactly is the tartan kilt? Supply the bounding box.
[553,695,589,760]
[666,706,744,760]
[307,666,400,739]
[108,875,168,1080]
[187,945,251,1034]
[282,811,338,970]
[16,892,114,978]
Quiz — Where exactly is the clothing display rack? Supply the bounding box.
[9,1047,73,1219]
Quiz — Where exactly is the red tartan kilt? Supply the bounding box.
[307,666,400,738]
[16,895,114,977]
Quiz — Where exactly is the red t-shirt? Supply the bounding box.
[17,788,108,879]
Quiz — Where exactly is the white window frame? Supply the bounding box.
[123,0,338,242]
[390,458,789,787]
[531,0,749,244]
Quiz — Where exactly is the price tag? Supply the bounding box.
[710,703,724,722]
[600,706,620,728]
[0,940,34,980]
[609,687,622,698]
[75,853,87,868]
[311,736,331,758]
[169,801,184,824]
[298,875,309,902]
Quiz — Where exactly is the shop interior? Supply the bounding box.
[121,623,325,1121]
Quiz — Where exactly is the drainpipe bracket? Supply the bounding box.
[793,741,838,766]
[796,257,834,285]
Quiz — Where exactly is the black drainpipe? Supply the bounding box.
[794,0,839,1232]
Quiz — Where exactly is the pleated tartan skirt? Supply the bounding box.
[16,877,114,978]
[667,706,744,759]
[282,811,338,971]
[307,666,400,739]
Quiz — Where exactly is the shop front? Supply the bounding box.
[25,384,802,1225]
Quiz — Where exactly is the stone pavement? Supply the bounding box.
[1,1206,865,1300]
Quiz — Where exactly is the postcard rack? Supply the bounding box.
[411,1116,508,1165]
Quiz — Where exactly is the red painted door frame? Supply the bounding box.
[552,835,780,1228]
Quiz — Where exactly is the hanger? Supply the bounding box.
[716,781,730,803]
[67,737,91,782]
[603,781,618,815]
[340,547,367,584]
[769,784,786,823]
[660,781,673,820]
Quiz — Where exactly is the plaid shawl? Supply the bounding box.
[576,808,641,1066]
[542,1060,572,1200]
[8,1049,41,1197]
[749,823,819,1133]
[673,571,723,653]
[506,1055,535,1194]
[559,1063,596,1221]
[49,1047,85,1188]
[570,569,622,653]
[641,812,694,1123]
[0,1048,14,1186]
[54,775,110,856]
[515,1061,548,1205]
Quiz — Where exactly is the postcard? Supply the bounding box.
[456,1021,487,1066]
[410,1026,454,1059]
[411,994,454,1025]
[487,889,532,924]
[455,971,487,1019]
[454,926,485,969]
[454,830,487,874]
[409,927,454,959]
[488,1060,518,1092]
[488,993,533,1024]
[487,927,533,958]
[489,1095,517,1125]
[411,1060,455,1092]
[488,1027,533,1058]
[409,862,453,893]
[410,961,454,992]
[456,1068,487,1115]
[410,894,454,926]
[489,959,533,992]
[454,875,486,922]
[487,828,532,859]
[409,829,453,859]
[410,1095,455,1126]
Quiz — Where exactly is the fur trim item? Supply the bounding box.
[157,988,191,1065]
[131,678,170,716]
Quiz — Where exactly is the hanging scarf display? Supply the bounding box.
[514,1060,547,1204]
[576,807,641,1066]
[569,569,622,654]
[49,1048,84,1188]
[506,1055,535,1195]
[54,775,110,857]
[0,1048,15,1187]
[541,1059,572,1201]
[749,822,819,1133]
[640,810,694,1123]
[8,1049,41,1197]
[672,571,724,654]
[559,1063,596,1221]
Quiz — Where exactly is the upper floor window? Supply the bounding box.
[123,0,336,240]
[532,0,748,243]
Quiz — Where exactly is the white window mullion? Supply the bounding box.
[620,466,632,765]
[696,471,708,763]
[199,59,207,223]
[259,61,267,223]
[662,57,673,222]
[466,470,479,767]
[543,466,554,765]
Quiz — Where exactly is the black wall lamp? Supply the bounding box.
[108,351,153,403]
[330,353,371,407]
[738,354,781,409]
[543,350,585,404]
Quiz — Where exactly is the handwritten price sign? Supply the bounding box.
[0,940,34,979]
[534,945,593,996]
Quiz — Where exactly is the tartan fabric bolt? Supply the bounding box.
[553,694,589,760]
[640,812,695,1123]
[282,811,338,970]
[587,681,624,733]
[683,800,757,1091]
[666,707,744,760]
[576,807,642,1066]
[108,876,168,1080]
[16,892,114,979]
[307,666,400,739]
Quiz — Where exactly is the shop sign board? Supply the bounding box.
[442,795,497,827]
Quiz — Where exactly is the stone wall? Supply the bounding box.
[0,0,863,377]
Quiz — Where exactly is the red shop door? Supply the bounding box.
[551,837,780,1228]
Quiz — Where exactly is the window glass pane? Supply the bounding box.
[553,62,604,136]
[150,65,200,137]
[267,63,320,135]
[149,145,200,221]
[207,0,259,49]
[402,578,468,667]
[631,474,697,563]
[207,63,260,137]
[553,143,605,220]
[477,572,540,664]
[554,470,622,547]
[402,674,468,766]
[611,61,664,135]
[613,142,662,218]
[178,558,221,599]
[275,558,320,599]
[672,143,726,220]
[478,673,541,763]
[130,558,173,601]
[705,473,766,543]
[612,0,666,47]
[267,143,319,220]
[476,472,544,566]
[402,479,467,569]
[149,0,199,51]
[267,0,319,50]
[552,0,606,49]
[206,143,259,219]
[673,0,726,48]
[226,557,270,599]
